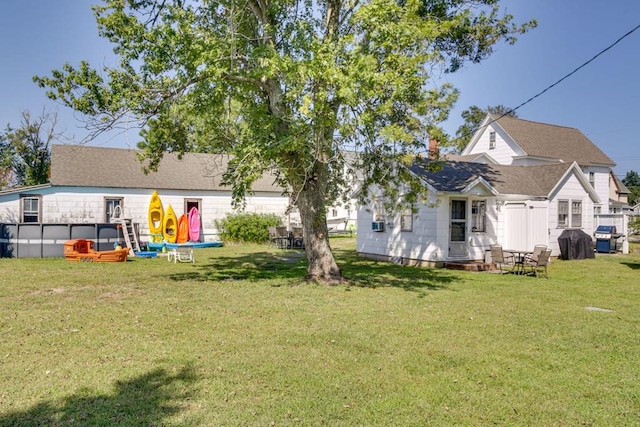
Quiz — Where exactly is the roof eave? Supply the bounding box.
[0,183,52,196]
[460,177,499,196]
[512,155,564,163]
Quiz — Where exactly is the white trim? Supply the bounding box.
[547,162,600,203]
[0,183,52,196]
[460,177,498,196]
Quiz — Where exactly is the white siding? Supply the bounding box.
[357,194,502,263]
[581,166,609,214]
[465,124,522,165]
[548,173,595,255]
[0,186,291,242]
[0,198,21,223]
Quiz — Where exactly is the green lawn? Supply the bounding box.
[1,238,639,426]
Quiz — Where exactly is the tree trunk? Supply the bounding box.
[296,161,343,284]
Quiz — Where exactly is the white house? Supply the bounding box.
[459,114,616,214]
[357,115,621,266]
[357,160,599,266]
[0,145,293,242]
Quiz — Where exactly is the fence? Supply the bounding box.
[0,223,136,258]
[594,213,629,254]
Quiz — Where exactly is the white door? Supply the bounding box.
[449,199,468,258]
[505,202,548,250]
[528,201,549,247]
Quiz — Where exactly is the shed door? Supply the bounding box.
[504,202,548,250]
[449,199,468,258]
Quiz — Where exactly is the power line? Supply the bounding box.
[456,22,640,142]
[503,22,640,119]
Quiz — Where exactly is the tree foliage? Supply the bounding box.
[453,104,517,152]
[0,110,60,189]
[34,0,535,283]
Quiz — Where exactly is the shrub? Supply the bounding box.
[215,212,283,244]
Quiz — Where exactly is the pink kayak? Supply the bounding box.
[188,207,201,242]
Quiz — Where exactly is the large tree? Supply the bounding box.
[35,0,535,283]
[453,104,516,152]
[1,109,60,189]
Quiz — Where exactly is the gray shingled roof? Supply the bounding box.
[493,115,615,167]
[410,160,578,197]
[50,145,283,192]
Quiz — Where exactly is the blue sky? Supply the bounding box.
[1,0,639,177]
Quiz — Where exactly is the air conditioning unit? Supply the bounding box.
[372,221,385,232]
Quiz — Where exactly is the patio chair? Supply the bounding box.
[490,245,515,273]
[167,245,195,263]
[268,226,289,249]
[291,227,304,249]
[276,226,291,249]
[525,249,551,279]
[268,226,279,248]
[525,245,547,263]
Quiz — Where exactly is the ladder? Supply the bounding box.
[119,218,141,256]
[111,205,140,256]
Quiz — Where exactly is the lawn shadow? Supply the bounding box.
[0,365,196,427]
[167,246,455,294]
[169,250,309,282]
[333,246,455,293]
[621,261,640,270]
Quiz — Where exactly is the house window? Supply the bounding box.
[594,205,602,215]
[21,196,41,223]
[571,201,582,227]
[332,209,338,218]
[558,200,569,227]
[105,197,123,223]
[401,206,413,232]
[489,132,496,149]
[588,172,595,188]
[558,199,583,228]
[471,200,486,232]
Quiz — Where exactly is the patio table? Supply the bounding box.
[504,249,533,275]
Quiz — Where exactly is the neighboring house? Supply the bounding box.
[459,114,616,214]
[357,115,622,265]
[357,160,599,265]
[0,145,294,242]
[609,171,632,213]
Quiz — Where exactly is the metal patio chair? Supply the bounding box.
[524,245,547,263]
[490,244,515,273]
[525,249,551,279]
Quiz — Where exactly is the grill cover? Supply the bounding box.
[557,229,595,260]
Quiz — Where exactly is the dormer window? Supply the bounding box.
[489,131,496,149]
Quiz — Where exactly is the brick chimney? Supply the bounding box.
[428,138,439,159]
